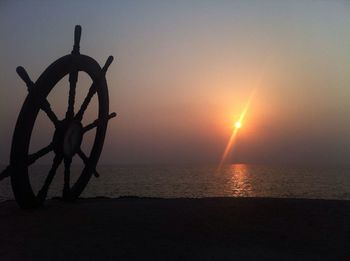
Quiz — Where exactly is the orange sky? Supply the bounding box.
[0,1,349,165]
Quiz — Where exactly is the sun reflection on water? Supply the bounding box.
[226,164,253,196]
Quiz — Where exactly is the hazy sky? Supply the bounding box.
[1,1,349,165]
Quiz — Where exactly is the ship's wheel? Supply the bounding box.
[2,25,116,208]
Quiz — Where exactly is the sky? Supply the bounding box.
[0,0,349,165]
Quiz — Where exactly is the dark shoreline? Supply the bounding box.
[2,195,350,202]
[1,197,350,260]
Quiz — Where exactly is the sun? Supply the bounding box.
[234,121,242,129]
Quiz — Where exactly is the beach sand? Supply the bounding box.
[1,197,349,260]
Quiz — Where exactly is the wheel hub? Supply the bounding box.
[53,120,83,158]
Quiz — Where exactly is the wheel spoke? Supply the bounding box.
[63,157,72,199]
[28,143,54,165]
[74,84,96,121]
[37,154,63,201]
[71,25,81,55]
[83,112,116,133]
[41,100,60,126]
[65,71,78,120]
[16,66,59,127]
[77,149,100,177]
[65,24,81,120]
[0,144,53,181]
[0,143,53,181]
[74,56,114,121]
[0,166,11,181]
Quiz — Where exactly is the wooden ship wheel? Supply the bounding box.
[0,25,116,208]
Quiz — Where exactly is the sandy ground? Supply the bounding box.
[1,197,350,260]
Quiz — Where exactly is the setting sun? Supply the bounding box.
[235,121,242,129]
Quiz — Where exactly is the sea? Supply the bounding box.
[1,164,350,202]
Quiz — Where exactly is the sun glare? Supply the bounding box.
[217,89,257,172]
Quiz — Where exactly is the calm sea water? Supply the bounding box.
[1,164,350,202]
